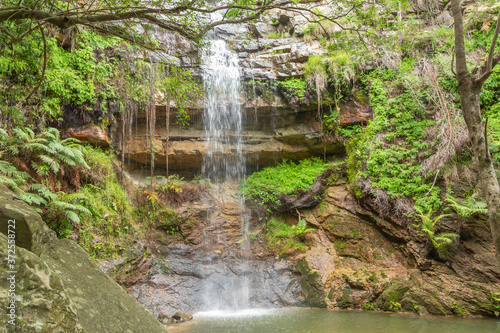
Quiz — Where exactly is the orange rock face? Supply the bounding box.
[68,125,109,147]
[338,102,372,127]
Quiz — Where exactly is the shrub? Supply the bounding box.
[241,158,328,217]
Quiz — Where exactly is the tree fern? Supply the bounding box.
[446,193,488,218]
[1,127,96,238]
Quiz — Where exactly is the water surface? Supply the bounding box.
[169,307,500,333]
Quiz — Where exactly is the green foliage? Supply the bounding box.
[245,79,275,103]
[241,158,327,216]
[1,129,136,258]
[134,187,180,234]
[0,127,90,219]
[361,303,375,311]
[414,206,459,256]
[446,193,488,218]
[492,293,500,317]
[268,31,289,39]
[347,69,442,212]
[278,78,308,104]
[265,217,312,256]
[389,301,401,312]
[450,302,466,316]
[0,29,124,124]
[69,181,134,259]
[157,65,201,129]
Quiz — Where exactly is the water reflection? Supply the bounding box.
[169,308,500,333]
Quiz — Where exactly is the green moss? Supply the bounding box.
[335,239,346,250]
[450,302,466,316]
[377,282,410,311]
[362,303,375,311]
[265,217,312,256]
[296,259,326,308]
[336,288,354,309]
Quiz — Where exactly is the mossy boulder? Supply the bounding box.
[0,233,82,332]
[295,258,327,308]
[0,185,167,332]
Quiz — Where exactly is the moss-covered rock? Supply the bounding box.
[0,233,82,332]
[295,258,326,308]
[0,185,56,255]
[0,185,168,332]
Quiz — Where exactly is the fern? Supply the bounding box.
[40,154,61,173]
[415,206,459,254]
[446,193,488,218]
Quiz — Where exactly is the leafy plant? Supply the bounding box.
[278,78,309,105]
[446,193,488,218]
[414,207,459,256]
[292,219,315,240]
[265,217,311,256]
[389,301,401,312]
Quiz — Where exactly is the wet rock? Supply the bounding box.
[294,182,500,317]
[172,312,193,323]
[122,108,344,174]
[125,246,304,316]
[68,125,109,147]
[338,102,372,127]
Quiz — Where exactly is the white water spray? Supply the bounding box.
[201,38,250,311]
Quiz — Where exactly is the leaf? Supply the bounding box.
[64,210,81,224]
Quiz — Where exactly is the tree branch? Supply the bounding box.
[475,10,500,87]
[25,25,47,101]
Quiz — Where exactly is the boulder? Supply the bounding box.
[68,125,109,147]
[0,185,168,332]
[0,233,82,332]
[0,185,55,255]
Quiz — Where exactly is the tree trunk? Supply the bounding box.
[452,0,500,265]
[457,75,500,264]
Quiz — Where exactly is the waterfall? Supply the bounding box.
[200,38,250,311]
[201,39,245,181]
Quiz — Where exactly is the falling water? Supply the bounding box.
[201,38,250,311]
[201,39,245,181]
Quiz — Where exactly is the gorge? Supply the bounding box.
[1,0,500,332]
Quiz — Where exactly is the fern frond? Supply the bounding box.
[446,193,488,217]
[39,155,60,173]
[0,128,7,142]
[64,210,81,224]
[20,192,48,206]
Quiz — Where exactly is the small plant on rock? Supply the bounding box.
[414,207,459,257]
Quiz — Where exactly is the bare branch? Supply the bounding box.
[475,11,500,87]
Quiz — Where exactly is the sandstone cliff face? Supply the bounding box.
[122,100,347,175]
[0,185,167,332]
[295,183,500,316]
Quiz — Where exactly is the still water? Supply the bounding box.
[168,308,500,333]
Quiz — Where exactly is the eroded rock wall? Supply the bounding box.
[294,182,500,316]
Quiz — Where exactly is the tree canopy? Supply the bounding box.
[0,0,365,47]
